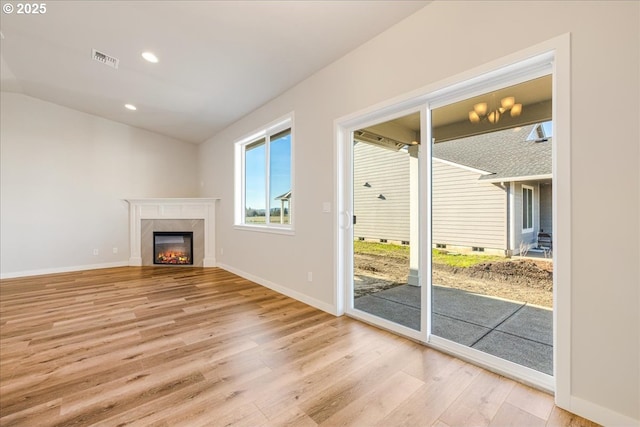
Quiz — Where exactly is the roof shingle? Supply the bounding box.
[432,124,552,181]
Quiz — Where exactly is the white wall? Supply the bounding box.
[0,93,198,277]
[198,1,639,424]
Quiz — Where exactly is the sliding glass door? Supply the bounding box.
[429,76,554,378]
[346,111,424,337]
[338,52,558,390]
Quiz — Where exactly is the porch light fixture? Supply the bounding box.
[469,95,522,124]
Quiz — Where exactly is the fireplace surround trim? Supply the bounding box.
[125,198,219,267]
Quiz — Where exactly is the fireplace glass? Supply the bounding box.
[153,232,193,265]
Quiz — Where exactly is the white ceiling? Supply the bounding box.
[0,1,429,143]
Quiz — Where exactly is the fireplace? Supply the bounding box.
[126,198,219,267]
[153,232,193,265]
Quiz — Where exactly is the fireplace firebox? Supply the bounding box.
[153,232,193,265]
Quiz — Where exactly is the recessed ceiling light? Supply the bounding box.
[141,51,159,63]
[124,104,137,111]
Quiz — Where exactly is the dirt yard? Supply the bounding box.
[354,251,553,308]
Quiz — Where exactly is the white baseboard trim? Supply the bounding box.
[216,262,338,316]
[202,257,217,268]
[566,395,639,427]
[0,261,130,279]
[129,257,142,266]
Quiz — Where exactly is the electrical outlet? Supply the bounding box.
[93,249,99,256]
[220,247,224,255]
[307,272,313,282]
[113,247,118,254]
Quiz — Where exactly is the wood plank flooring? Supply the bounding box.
[1,267,599,426]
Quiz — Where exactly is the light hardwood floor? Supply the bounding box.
[1,267,599,426]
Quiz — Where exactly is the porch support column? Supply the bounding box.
[280,199,285,224]
[508,182,516,255]
[408,145,420,286]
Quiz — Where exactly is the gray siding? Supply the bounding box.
[353,146,550,252]
[539,183,553,234]
[353,141,410,242]
[432,160,507,250]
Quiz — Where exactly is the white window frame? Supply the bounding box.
[234,112,294,235]
[522,184,534,233]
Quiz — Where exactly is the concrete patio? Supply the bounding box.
[354,284,553,375]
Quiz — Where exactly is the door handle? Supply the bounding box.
[343,211,352,230]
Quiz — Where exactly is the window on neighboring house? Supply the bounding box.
[235,114,293,232]
[522,185,534,233]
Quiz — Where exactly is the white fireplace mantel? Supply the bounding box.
[125,198,220,267]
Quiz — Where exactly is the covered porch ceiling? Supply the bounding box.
[358,74,552,147]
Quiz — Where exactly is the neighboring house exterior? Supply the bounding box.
[353,123,552,256]
[353,141,411,243]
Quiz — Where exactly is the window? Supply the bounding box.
[522,185,534,232]
[235,114,293,232]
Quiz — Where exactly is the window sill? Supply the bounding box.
[234,224,295,236]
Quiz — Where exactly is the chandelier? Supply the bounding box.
[469,95,522,124]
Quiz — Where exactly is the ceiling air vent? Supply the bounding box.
[92,49,119,69]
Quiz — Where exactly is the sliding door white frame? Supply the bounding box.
[335,33,571,398]
[337,104,426,343]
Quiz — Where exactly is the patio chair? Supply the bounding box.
[537,231,552,250]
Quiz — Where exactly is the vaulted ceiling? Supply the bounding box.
[0,1,429,143]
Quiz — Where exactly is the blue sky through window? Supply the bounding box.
[245,132,291,211]
[269,132,292,212]
[245,141,265,211]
